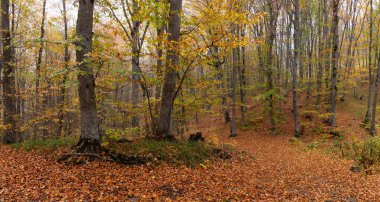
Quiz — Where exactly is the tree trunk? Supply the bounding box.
[266,0,278,131]
[370,52,380,135]
[131,1,141,128]
[286,13,293,96]
[57,0,69,137]
[33,0,47,139]
[316,0,326,111]
[364,0,374,124]
[231,28,238,137]
[156,0,182,139]
[293,0,301,137]
[1,0,17,144]
[155,23,165,123]
[328,0,340,128]
[238,27,247,129]
[75,0,100,153]
[306,6,314,101]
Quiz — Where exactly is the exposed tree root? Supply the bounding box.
[57,152,113,164]
[58,146,153,166]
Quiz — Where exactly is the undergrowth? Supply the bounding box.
[12,136,78,151]
[106,139,227,167]
[338,136,380,172]
[303,132,380,173]
[11,132,233,167]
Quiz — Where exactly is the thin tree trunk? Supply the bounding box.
[154,23,165,125]
[316,0,325,111]
[364,0,374,124]
[131,0,141,128]
[238,27,247,129]
[57,0,69,137]
[231,28,238,137]
[286,13,293,96]
[34,0,47,139]
[156,0,182,139]
[306,6,314,101]
[293,0,301,137]
[371,51,380,135]
[75,0,100,153]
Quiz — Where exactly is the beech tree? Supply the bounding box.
[75,0,100,153]
[1,0,17,144]
[34,0,47,139]
[156,0,182,139]
[292,0,300,137]
[327,0,340,128]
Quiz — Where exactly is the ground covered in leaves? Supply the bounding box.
[2,100,380,200]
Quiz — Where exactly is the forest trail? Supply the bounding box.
[2,99,380,201]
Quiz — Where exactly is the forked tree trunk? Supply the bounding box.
[1,0,17,144]
[156,0,182,139]
[75,0,100,153]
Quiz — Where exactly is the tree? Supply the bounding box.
[371,52,380,135]
[265,0,279,131]
[156,0,183,139]
[1,0,17,144]
[327,0,340,128]
[230,25,238,137]
[292,0,301,137]
[75,0,100,153]
[364,0,374,124]
[57,0,70,137]
[34,0,47,139]
[104,0,151,128]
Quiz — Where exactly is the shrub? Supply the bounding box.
[337,136,380,171]
[357,137,380,169]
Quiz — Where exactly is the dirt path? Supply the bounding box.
[1,102,380,200]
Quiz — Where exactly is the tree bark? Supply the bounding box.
[57,0,69,137]
[76,0,100,153]
[155,23,165,123]
[316,0,327,111]
[364,0,374,124]
[266,0,278,131]
[33,0,47,139]
[328,0,340,128]
[293,0,301,137]
[156,0,182,139]
[238,27,247,129]
[370,52,380,135]
[1,0,17,144]
[131,0,141,128]
[230,27,238,137]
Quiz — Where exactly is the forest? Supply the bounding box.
[1,0,380,200]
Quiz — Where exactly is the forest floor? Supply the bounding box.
[1,95,380,201]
